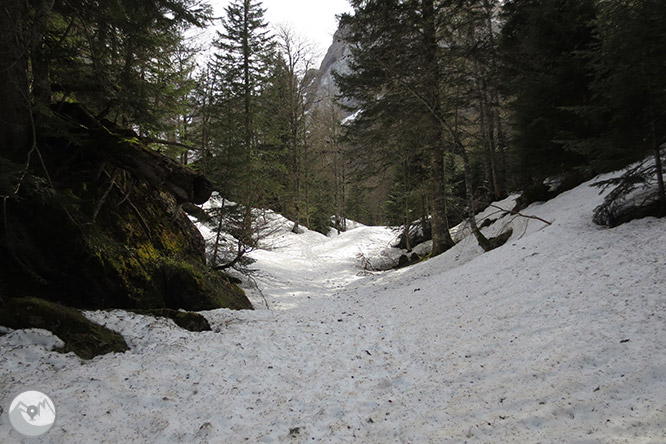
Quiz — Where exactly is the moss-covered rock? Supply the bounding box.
[0,105,252,312]
[129,308,211,332]
[0,298,128,359]
[157,259,252,311]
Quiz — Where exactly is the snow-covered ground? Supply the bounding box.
[1,173,666,443]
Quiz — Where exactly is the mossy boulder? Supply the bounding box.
[0,104,252,313]
[0,298,128,359]
[129,308,212,332]
[157,260,251,311]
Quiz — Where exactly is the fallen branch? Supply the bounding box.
[92,169,119,222]
[212,247,246,271]
[488,204,552,226]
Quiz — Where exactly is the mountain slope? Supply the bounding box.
[1,172,665,443]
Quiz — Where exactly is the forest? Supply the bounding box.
[2,0,665,235]
[1,0,666,441]
[1,0,665,333]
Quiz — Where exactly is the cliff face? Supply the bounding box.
[309,25,355,115]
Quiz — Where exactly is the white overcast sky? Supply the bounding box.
[211,0,353,65]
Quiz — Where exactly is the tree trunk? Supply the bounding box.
[242,3,252,154]
[211,198,226,267]
[422,0,454,256]
[304,141,311,228]
[654,147,665,209]
[458,141,493,252]
[420,194,429,239]
[341,151,347,231]
[651,122,666,208]
[403,195,412,252]
[494,91,508,193]
[292,141,301,234]
[484,94,501,200]
[0,0,32,157]
[30,0,55,111]
[429,141,454,256]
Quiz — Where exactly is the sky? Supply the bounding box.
[212,0,353,65]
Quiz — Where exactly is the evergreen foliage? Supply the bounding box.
[336,0,458,255]
[499,0,597,183]
[209,0,275,195]
[2,0,665,312]
[592,152,666,227]
[583,0,666,202]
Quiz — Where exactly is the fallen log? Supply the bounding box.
[55,103,212,205]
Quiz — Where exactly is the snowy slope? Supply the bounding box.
[1,173,666,443]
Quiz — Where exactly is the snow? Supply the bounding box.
[341,109,362,126]
[327,218,367,237]
[2,172,666,443]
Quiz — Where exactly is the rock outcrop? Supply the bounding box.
[309,25,355,115]
[0,103,252,349]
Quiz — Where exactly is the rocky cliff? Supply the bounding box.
[310,25,355,115]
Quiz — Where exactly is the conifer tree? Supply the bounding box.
[212,0,273,157]
[270,25,317,232]
[337,0,456,256]
[1,0,211,157]
[0,0,35,156]
[210,0,275,201]
[499,0,597,184]
[586,0,666,208]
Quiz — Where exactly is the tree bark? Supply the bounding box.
[429,141,454,256]
[0,0,32,157]
[422,0,454,256]
[458,142,493,252]
[484,92,501,199]
[30,0,55,110]
[494,91,508,192]
[403,194,412,252]
[211,198,226,267]
[651,122,666,208]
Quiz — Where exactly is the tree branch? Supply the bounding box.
[488,204,552,226]
[140,137,197,151]
[211,246,246,271]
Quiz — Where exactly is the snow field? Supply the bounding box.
[1,173,665,443]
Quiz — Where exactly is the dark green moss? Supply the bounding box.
[0,298,129,359]
[0,114,252,312]
[129,308,211,332]
[156,260,253,311]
